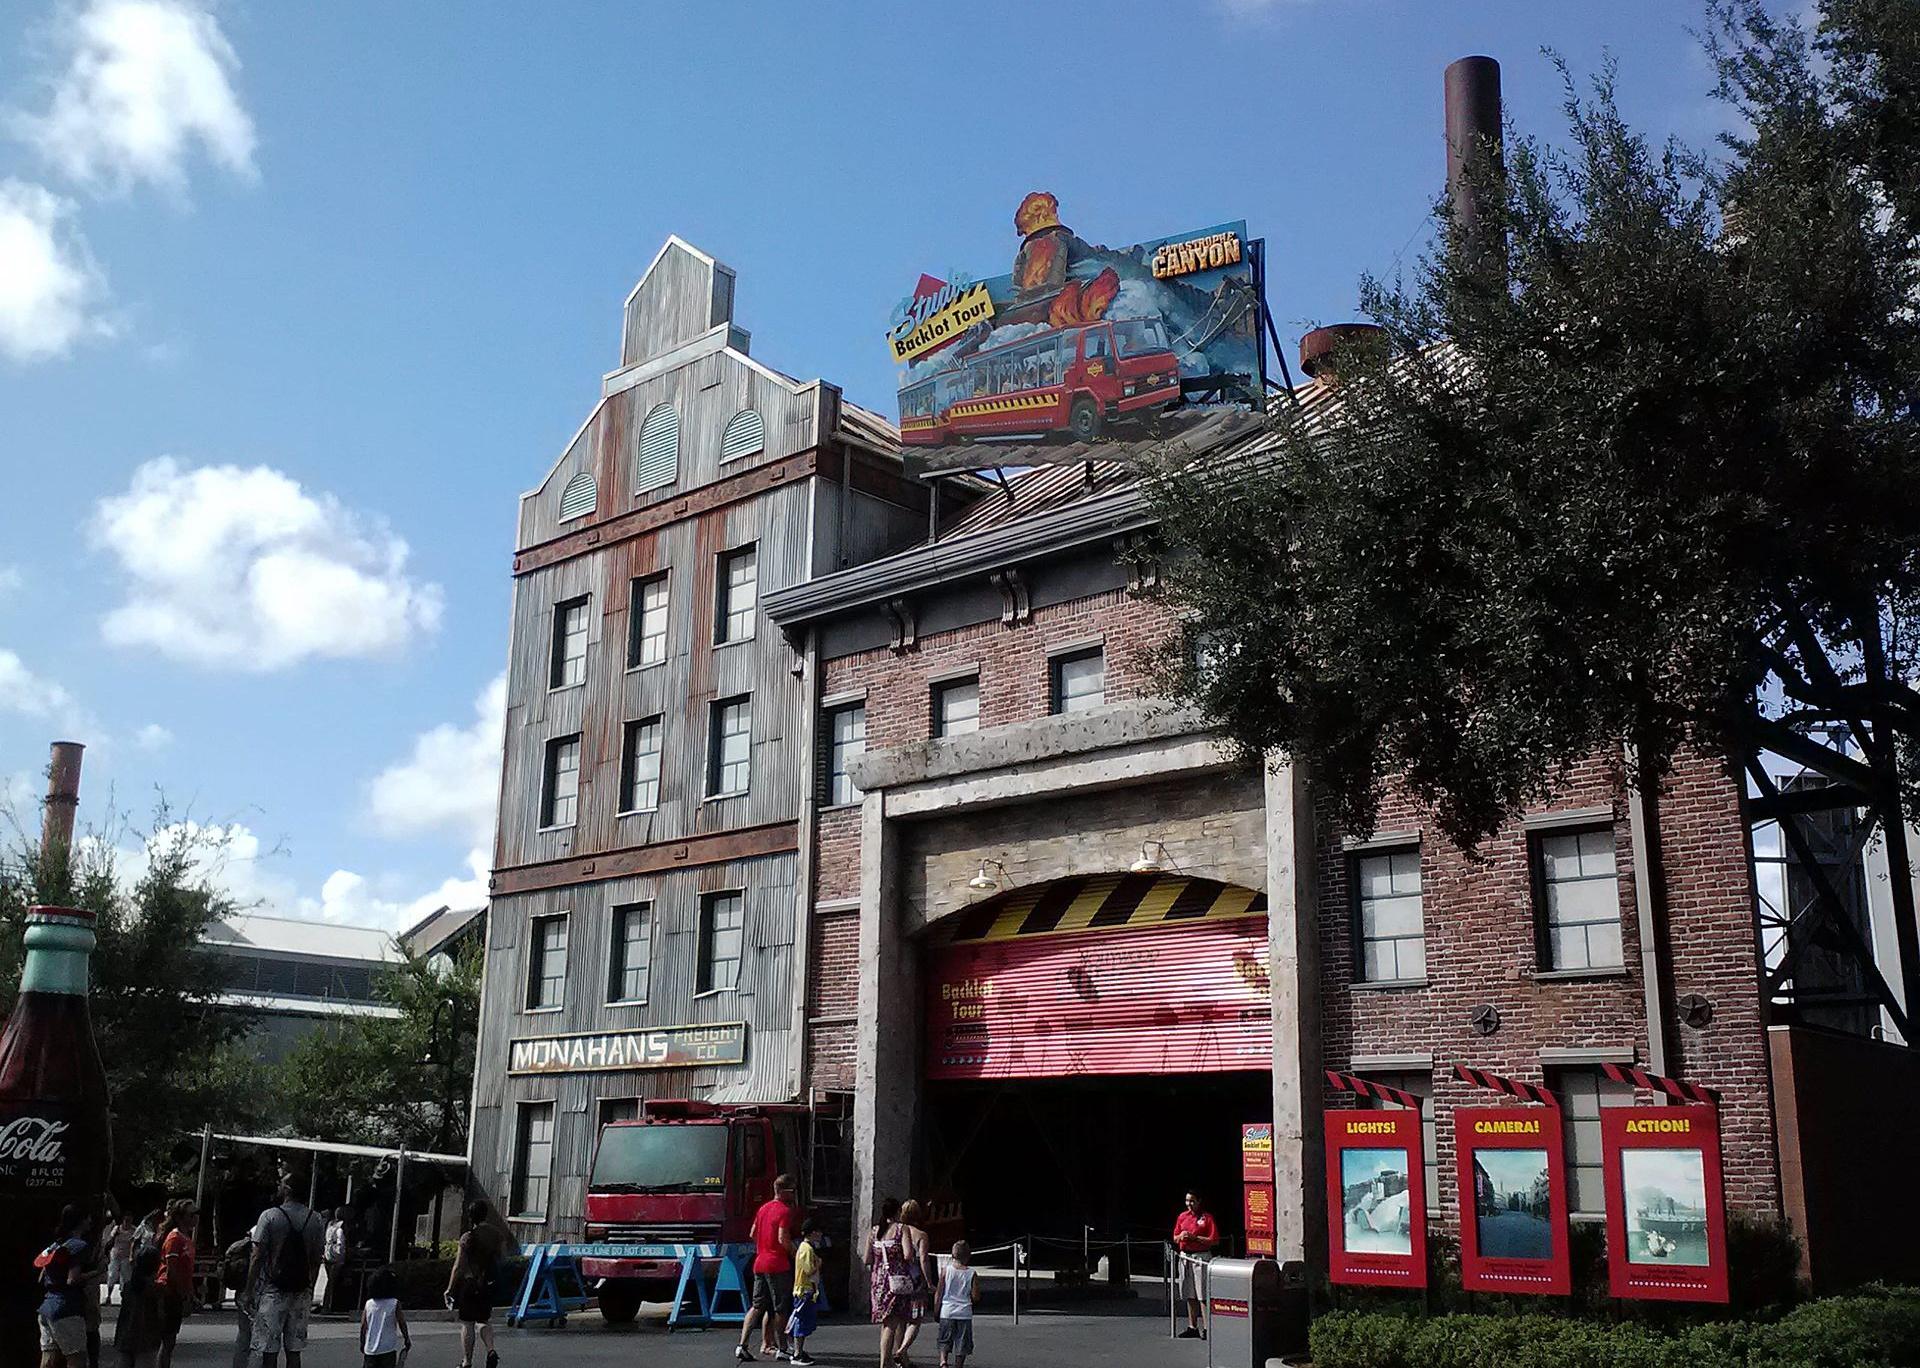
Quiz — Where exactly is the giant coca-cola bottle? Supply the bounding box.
[0,905,113,1364]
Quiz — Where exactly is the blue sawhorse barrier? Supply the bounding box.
[667,1244,755,1331]
[507,1244,593,1328]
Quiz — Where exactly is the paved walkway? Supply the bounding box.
[167,1300,1215,1368]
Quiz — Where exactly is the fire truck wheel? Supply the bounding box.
[1069,396,1102,442]
[598,1282,643,1325]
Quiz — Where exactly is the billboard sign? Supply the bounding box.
[890,192,1261,463]
[1601,1105,1730,1303]
[1454,1106,1572,1296]
[1243,1122,1277,1257]
[1325,1108,1427,1288]
[507,1022,747,1076]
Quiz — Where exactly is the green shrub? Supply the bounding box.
[1308,1288,1920,1368]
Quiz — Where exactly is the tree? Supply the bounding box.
[276,940,480,1155]
[1145,4,1920,1021]
[0,809,270,1184]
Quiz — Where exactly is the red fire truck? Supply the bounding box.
[900,316,1183,447]
[580,1099,816,1324]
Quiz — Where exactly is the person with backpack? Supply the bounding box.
[34,1205,93,1368]
[243,1175,325,1368]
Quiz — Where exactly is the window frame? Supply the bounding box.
[1357,1068,1440,1211]
[549,595,591,692]
[696,888,746,997]
[1049,645,1106,715]
[606,901,653,1006]
[509,1099,556,1221]
[707,694,752,799]
[1349,845,1427,985]
[931,675,981,738]
[1531,825,1626,974]
[524,911,569,1012]
[617,714,664,814]
[627,571,669,671]
[823,702,866,808]
[539,733,582,831]
[714,543,759,646]
[1548,1065,1637,1219]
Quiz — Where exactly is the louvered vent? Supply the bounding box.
[558,470,597,521]
[635,403,680,492]
[719,408,765,462]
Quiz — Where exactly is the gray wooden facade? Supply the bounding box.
[474,237,924,1239]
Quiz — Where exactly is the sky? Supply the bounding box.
[0,1,1756,934]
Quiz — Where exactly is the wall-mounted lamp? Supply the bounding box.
[1130,840,1175,874]
[967,859,1010,894]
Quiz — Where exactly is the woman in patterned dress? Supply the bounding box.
[869,1199,924,1368]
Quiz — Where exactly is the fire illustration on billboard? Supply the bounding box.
[889,192,1261,452]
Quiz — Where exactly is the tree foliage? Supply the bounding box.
[1146,1,1920,852]
[0,809,269,1184]
[275,940,480,1154]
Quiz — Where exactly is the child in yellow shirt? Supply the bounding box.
[785,1217,824,1367]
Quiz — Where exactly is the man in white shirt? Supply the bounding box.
[245,1176,327,1368]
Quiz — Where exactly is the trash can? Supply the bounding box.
[1205,1257,1306,1366]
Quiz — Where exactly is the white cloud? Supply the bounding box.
[91,457,444,671]
[18,0,256,195]
[367,674,505,846]
[308,847,489,932]
[0,647,95,737]
[133,722,173,750]
[0,179,112,363]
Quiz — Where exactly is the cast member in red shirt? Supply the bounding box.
[1172,1191,1218,1339]
[735,1174,798,1363]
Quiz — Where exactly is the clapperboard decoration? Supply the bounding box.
[1449,1063,1570,1296]
[1601,1061,1720,1106]
[1597,1064,1730,1304]
[1323,1068,1427,1288]
[1325,1069,1422,1108]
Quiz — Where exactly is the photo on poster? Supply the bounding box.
[1340,1148,1412,1255]
[1622,1148,1711,1267]
[1470,1148,1553,1261]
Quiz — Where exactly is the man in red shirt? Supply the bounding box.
[1171,1191,1218,1339]
[735,1174,798,1364]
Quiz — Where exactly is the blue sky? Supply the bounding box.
[0,1,1744,931]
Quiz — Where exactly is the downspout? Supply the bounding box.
[1624,742,1670,1077]
[788,625,823,1101]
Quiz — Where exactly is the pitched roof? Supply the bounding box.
[201,912,400,963]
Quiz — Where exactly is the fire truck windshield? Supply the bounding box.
[1112,318,1172,356]
[590,1124,729,1194]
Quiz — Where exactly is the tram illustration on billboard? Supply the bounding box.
[889,193,1262,455]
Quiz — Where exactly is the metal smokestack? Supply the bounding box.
[1444,56,1503,262]
[40,741,84,861]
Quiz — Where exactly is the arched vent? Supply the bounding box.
[719,408,765,462]
[636,403,680,492]
[558,469,597,521]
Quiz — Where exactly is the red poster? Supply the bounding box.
[1601,1105,1729,1303]
[1242,1123,1274,1182]
[1244,1180,1276,1257]
[1454,1106,1571,1296]
[1325,1108,1427,1288]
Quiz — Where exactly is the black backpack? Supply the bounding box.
[265,1207,311,1293]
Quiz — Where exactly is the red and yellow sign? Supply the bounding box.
[1454,1105,1571,1296]
[1325,1108,1427,1288]
[1601,1105,1729,1303]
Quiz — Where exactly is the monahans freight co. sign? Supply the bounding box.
[507,1022,747,1076]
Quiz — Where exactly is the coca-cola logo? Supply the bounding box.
[0,1116,69,1165]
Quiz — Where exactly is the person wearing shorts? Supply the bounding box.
[936,1241,978,1368]
[245,1177,325,1368]
[734,1174,798,1363]
[1172,1191,1218,1339]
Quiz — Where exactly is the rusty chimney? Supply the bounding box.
[1444,55,1503,256]
[1299,322,1388,381]
[41,741,84,861]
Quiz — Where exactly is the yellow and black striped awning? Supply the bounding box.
[936,873,1266,946]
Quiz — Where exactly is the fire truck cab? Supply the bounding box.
[581,1099,813,1324]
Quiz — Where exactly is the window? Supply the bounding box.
[636,403,679,492]
[550,597,590,689]
[541,734,581,829]
[1050,647,1105,714]
[608,902,652,1004]
[1353,848,1425,982]
[716,544,758,644]
[932,677,979,737]
[720,408,765,461]
[698,890,745,994]
[824,703,865,806]
[619,716,663,812]
[1535,828,1624,971]
[558,469,597,521]
[709,696,751,796]
[1551,1067,1636,1216]
[510,1101,555,1218]
[1360,1070,1439,1210]
[598,1096,640,1128]
[526,913,568,1010]
[628,573,669,669]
